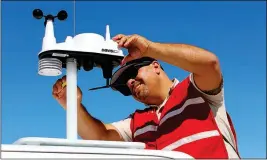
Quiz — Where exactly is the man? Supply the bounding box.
[52,34,240,158]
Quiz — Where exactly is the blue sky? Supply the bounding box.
[1,1,266,158]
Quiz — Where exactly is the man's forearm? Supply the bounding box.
[77,103,110,140]
[146,42,219,76]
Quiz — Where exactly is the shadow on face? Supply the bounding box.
[127,61,162,104]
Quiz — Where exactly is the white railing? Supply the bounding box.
[1,137,194,159]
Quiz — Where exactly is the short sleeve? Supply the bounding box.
[189,73,239,157]
[189,73,224,107]
[111,116,133,142]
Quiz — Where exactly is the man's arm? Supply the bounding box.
[77,103,124,141]
[146,43,222,92]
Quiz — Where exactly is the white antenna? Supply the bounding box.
[105,25,110,41]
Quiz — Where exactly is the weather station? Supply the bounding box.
[1,9,194,159]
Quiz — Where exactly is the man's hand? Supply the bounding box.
[52,76,124,141]
[112,34,152,65]
[52,75,83,109]
[114,33,222,93]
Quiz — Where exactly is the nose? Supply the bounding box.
[127,79,135,89]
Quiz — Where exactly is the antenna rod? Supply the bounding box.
[106,25,110,41]
[66,58,78,140]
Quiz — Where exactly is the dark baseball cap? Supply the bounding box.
[110,57,157,96]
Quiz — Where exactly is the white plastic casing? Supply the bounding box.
[37,19,124,141]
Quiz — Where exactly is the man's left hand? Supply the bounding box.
[112,34,152,65]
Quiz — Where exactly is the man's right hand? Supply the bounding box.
[52,75,125,142]
[52,75,83,109]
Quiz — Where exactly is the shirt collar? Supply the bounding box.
[145,78,179,109]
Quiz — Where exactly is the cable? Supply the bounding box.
[73,0,76,36]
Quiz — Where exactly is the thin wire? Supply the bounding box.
[73,0,75,36]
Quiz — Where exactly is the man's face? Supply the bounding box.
[126,61,160,103]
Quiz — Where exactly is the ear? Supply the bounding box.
[152,61,161,75]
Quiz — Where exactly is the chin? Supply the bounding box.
[133,86,150,102]
[135,94,150,104]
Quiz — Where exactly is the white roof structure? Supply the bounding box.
[1,137,193,159]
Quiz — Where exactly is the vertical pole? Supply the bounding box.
[66,58,77,140]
